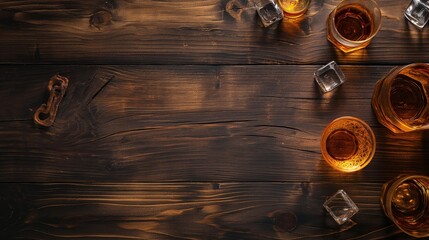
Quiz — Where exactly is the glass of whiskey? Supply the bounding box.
[372,63,429,133]
[255,0,284,27]
[314,61,346,93]
[323,189,359,225]
[380,175,429,238]
[405,0,429,29]
[326,0,382,53]
[277,0,311,18]
[320,116,376,173]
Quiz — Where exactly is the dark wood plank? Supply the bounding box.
[1,65,428,183]
[0,182,414,240]
[0,0,428,64]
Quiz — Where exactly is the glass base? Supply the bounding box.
[327,32,370,53]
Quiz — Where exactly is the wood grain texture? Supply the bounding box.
[0,182,415,240]
[1,1,428,239]
[1,65,428,183]
[0,0,428,64]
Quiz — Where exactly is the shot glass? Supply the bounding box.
[320,116,376,173]
[323,189,359,225]
[256,0,284,27]
[327,0,382,53]
[380,175,429,238]
[277,0,311,18]
[405,0,429,29]
[314,61,346,93]
[372,63,429,133]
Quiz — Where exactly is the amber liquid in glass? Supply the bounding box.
[390,74,427,122]
[321,117,375,172]
[372,64,429,133]
[278,0,310,18]
[334,4,373,41]
[326,129,358,161]
[391,179,429,229]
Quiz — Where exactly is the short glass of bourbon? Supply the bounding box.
[320,116,376,173]
[372,63,429,133]
[327,0,382,53]
[278,0,311,18]
[380,175,429,238]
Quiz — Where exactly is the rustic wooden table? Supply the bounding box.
[1,0,429,239]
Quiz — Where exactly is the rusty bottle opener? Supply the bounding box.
[34,75,69,127]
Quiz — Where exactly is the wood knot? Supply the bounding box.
[225,0,247,20]
[101,0,118,10]
[90,10,113,29]
[273,211,297,232]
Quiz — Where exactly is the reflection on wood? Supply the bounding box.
[0,0,428,64]
[0,182,413,240]
[0,65,428,183]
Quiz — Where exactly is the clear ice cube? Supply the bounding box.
[405,0,429,29]
[256,0,284,27]
[323,189,359,225]
[314,61,346,93]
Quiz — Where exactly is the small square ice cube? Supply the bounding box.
[256,0,284,27]
[405,0,429,29]
[323,189,359,225]
[314,61,346,93]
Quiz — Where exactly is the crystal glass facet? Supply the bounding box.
[405,0,429,29]
[324,189,359,225]
[314,61,346,93]
[256,0,284,27]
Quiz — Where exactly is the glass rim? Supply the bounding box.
[329,0,382,44]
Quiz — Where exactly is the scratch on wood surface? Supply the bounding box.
[91,75,114,101]
[215,68,221,90]
[280,145,319,154]
[0,118,33,123]
[243,134,276,139]
[118,221,159,232]
[33,43,40,60]
[68,119,254,146]
[68,127,156,146]
[253,124,310,134]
